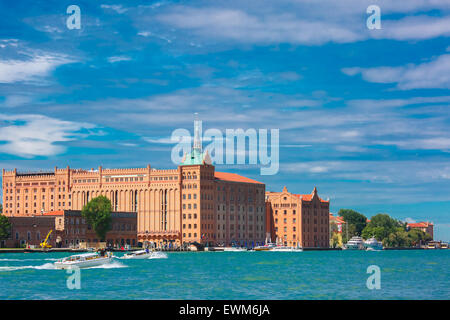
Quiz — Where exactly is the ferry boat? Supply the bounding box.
[122,249,158,259]
[54,252,114,269]
[441,242,448,249]
[364,237,383,251]
[344,236,364,250]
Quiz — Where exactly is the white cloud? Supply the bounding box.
[342,54,450,90]
[405,217,417,223]
[156,7,362,45]
[0,114,95,158]
[0,53,73,83]
[1,95,33,108]
[0,39,18,48]
[100,4,128,14]
[149,2,450,46]
[107,55,132,63]
[376,16,450,40]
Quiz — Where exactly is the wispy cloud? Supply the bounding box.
[0,53,73,84]
[107,55,132,63]
[342,54,450,90]
[0,114,96,158]
[100,4,128,14]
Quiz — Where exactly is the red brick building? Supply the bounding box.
[265,186,330,248]
[407,221,434,240]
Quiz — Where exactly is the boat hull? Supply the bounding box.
[54,257,113,269]
[122,252,159,259]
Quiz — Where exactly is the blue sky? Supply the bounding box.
[0,0,449,240]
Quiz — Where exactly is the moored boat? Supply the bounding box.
[344,236,364,250]
[364,237,383,251]
[270,246,303,252]
[54,252,114,269]
[222,246,248,252]
[253,243,276,251]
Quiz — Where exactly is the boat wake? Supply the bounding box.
[0,258,59,262]
[0,263,56,272]
[148,252,168,259]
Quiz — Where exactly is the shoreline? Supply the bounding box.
[0,247,445,253]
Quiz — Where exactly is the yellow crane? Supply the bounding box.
[40,230,53,249]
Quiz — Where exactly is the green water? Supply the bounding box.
[0,250,448,299]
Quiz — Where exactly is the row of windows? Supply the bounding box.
[275,218,297,224]
[5,194,69,201]
[104,177,144,182]
[218,214,264,221]
[5,187,65,193]
[5,201,71,208]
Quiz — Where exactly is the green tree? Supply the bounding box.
[0,203,3,213]
[81,196,112,241]
[338,209,367,236]
[384,228,411,248]
[407,228,432,246]
[0,214,11,241]
[341,223,356,244]
[361,225,386,241]
[362,213,402,242]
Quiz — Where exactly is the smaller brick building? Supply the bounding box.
[407,221,434,240]
[2,210,137,248]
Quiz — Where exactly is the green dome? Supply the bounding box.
[181,149,212,165]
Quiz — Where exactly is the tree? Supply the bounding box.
[341,223,356,244]
[81,196,112,241]
[338,209,367,236]
[0,214,11,241]
[384,228,411,248]
[0,203,3,213]
[361,225,385,241]
[408,228,432,246]
[362,213,402,242]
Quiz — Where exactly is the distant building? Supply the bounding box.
[3,210,137,248]
[265,186,330,248]
[407,222,434,240]
[329,213,346,233]
[329,213,346,248]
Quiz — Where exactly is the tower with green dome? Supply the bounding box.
[181,114,212,166]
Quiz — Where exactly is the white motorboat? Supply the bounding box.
[344,236,364,250]
[54,252,114,269]
[222,247,248,252]
[122,249,158,259]
[253,243,276,251]
[270,246,303,252]
[364,237,383,251]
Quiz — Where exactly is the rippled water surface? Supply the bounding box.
[0,250,448,299]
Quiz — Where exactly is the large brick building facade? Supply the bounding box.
[2,131,266,247]
[265,186,330,248]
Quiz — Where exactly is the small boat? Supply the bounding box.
[364,237,383,251]
[270,246,303,252]
[254,243,276,251]
[441,242,448,249]
[427,241,439,249]
[122,249,158,259]
[222,246,248,252]
[54,252,114,269]
[344,236,364,250]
